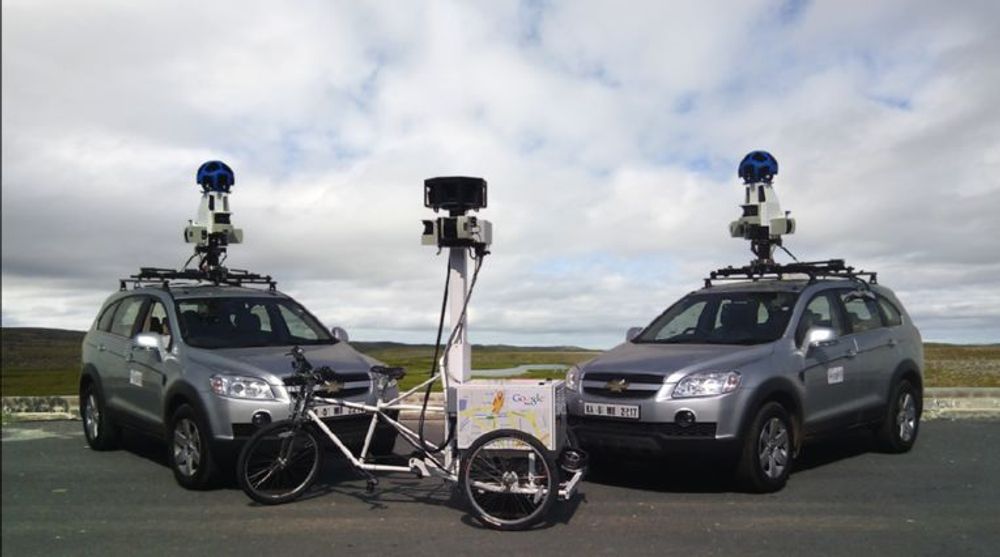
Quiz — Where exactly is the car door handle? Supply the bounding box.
[887,338,898,348]
[846,348,858,359]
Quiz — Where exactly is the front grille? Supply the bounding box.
[583,387,655,399]
[582,371,664,399]
[584,372,664,384]
[285,372,370,399]
[316,386,367,398]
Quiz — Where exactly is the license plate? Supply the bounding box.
[584,402,640,420]
[314,404,365,418]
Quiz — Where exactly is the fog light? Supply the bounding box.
[675,410,696,427]
[251,411,271,426]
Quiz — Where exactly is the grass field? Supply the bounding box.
[2,328,997,396]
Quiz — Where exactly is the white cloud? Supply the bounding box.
[2,0,999,347]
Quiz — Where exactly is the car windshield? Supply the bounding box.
[634,290,799,345]
[176,297,334,349]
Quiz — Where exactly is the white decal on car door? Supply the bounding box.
[827,366,844,385]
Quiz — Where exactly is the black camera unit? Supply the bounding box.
[424,176,487,215]
[422,176,492,250]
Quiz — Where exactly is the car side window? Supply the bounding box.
[877,296,903,327]
[97,301,120,332]
[796,293,844,346]
[141,301,173,347]
[839,291,884,333]
[109,297,146,338]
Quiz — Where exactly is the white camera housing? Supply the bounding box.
[184,191,243,247]
[422,215,492,248]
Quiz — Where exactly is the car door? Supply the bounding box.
[101,295,149,413]
[839,290,896,417]
[794,290,858,432]
[85,299,122,386]
[123,298,176,427]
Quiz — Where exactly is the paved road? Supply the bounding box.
[3,420,998,556]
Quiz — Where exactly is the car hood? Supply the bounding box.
[187,343,380,385]
[582,341,774,382]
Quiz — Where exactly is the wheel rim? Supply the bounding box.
[896,392,917,443]
[757,417,789,480]
[173,418,202,478]
[463,436,552,527]
[84,394,100,440]
[243,425,319,499]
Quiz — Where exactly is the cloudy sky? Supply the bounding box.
[2,0,998,348]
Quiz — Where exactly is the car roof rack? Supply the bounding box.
[119,267,277,292]
[704,259,877,288]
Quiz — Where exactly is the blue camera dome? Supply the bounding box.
[196,161,235,192]
[738,151,778,184]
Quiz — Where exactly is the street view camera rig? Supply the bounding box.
[707,151,876,287]
[421,176,493,251]
[120,161,275,291]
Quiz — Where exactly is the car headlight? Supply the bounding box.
[210,374,276,400]
[565,365,583,392]
[672,371,741,399]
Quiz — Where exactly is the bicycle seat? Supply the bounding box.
[370,366,406,381]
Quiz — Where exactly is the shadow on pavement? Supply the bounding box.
[582,428,883,493]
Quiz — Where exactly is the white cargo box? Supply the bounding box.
[455,379,566,451]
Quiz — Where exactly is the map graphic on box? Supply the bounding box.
[455,379,566,451]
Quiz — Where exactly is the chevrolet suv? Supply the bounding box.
[80,284,398,489]
[566,277,922,492]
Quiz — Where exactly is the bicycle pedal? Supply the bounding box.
[365,478,378,493]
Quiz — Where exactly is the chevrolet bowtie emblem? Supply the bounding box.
[322,381,344,394]
[606,378,629,393]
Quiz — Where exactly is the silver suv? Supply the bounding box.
[566,277,923,492]
[80,284,398,489]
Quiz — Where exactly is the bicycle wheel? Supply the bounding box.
[238,420,322,505]
[459,429,557,530]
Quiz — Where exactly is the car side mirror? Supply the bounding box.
[626,327,643,342]
[331,326,349,343]
[135,332,166,360]
[805,327,838,351]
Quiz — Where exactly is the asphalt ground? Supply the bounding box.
[2,419,998,557]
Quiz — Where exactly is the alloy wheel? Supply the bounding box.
[758,417,790,480]
[84,394,100,440]
[173,418,202,478]
[896,392,917,443]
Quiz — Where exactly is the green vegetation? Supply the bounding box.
[1,328,83,396]
[2,328,997,396]
[924,343,1000,388]
[354,342,595,391]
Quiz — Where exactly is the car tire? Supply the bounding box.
[80,382,120,451]
[875,379,920,453]
[737,402,793,493]
[168,403,219,490]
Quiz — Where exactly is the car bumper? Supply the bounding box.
[565,387,751,456]
[200,387,399,444]
[568,415,738,456]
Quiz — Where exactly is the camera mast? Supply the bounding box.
[421,177,492,386]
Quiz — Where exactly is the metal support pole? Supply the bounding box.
[446,247,471,385]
